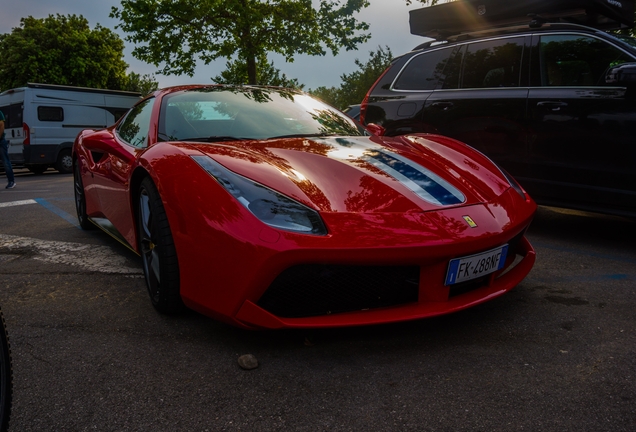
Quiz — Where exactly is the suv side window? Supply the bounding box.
[393,46,457,90]
[116,98,154,148]
[539,35,632,86]
[461,37,525,88]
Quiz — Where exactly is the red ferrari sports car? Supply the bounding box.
[73,85,536,329]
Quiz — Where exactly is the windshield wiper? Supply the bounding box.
[266,133,340,140]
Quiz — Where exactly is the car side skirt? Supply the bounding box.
[89,217,139,255]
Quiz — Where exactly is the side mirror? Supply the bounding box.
[365,123,386,137]
[83,131,135,163]
[605,63,636,86]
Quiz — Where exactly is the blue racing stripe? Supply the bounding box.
[366,150,463,205]
[321,137,465,206]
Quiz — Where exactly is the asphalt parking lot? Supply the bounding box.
[0,169,635,431]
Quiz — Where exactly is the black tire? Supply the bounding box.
[0,308,12,432]
[74,163,95,230]
[137,177,183,314]
[27,165,47,175]
[55,149,73,174]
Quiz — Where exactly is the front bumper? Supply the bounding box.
[233,236,534,329]
[173,185,536,330]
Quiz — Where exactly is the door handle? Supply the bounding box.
[537,101,568,111]
[430,102,454,110]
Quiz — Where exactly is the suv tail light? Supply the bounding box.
[23,122,30,145]
[359,66,391,125]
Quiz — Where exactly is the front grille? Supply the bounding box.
[258,265,420,318]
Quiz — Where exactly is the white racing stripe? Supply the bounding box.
[0,199,38,208]
[0,233,142,275]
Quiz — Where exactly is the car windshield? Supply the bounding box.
[158,86,365,142]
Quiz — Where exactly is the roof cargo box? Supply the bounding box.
[410,0,635,38]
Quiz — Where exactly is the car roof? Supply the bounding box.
[408,22,611,53]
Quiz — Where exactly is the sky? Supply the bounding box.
[0,0,432,90]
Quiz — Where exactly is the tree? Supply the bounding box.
[213,54,304,89]
[405,0,453,4]
[122,72,159,95]
[0,14,149,91]
[309,46,393,109]
[111,0,371,85]
[309,85,341,107]
[336,45,393,108]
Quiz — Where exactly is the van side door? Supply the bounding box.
[0,95,25,165]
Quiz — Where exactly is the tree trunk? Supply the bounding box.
[247,55,257,85]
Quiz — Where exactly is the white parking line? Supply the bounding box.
[0,234,142,275]
[0,199,37,208]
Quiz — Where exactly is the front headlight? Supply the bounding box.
[192,155,328,235]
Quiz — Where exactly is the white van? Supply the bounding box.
[0,83,140,174]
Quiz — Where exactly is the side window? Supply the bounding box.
[8,104,23,128]
[539,35,632,86]
[37,106,64,122]
[0,104,24,129]
[393,47,456,90]
[116,98,154,148]
[461,37,525,89]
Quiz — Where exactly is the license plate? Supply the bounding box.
[444,245,508,286]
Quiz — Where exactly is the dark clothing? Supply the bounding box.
[0,111,15,184]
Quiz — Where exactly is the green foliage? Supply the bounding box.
[309,85,341,107]
[309,46,393,109]
[405,0,451,5]
[111,0,371,85]
[213,54,304,89]
[122,72,159,95]
[0,14,134,91]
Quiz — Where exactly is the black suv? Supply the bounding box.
[361,0,636,218]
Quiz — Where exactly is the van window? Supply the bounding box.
[461,37,524,88]
[539,35,632,86]
[0,104,24,128]
[38,106,64,122]
[116,98,154,148]
[394,47,457,90]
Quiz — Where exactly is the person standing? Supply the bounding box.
[0,111,15,189]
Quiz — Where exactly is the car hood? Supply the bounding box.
[181,135,511,213]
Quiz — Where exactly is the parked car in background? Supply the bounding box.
[0,83,140,174]
[73,85,536,329]
[361,0,636,218]
[343,104,361,121]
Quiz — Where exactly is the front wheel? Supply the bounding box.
[74,163,95,230]
[137,177,183,314]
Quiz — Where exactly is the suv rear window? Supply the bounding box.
[461,37,525,88]
[393,46,457,91]
[393,37,525,91]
